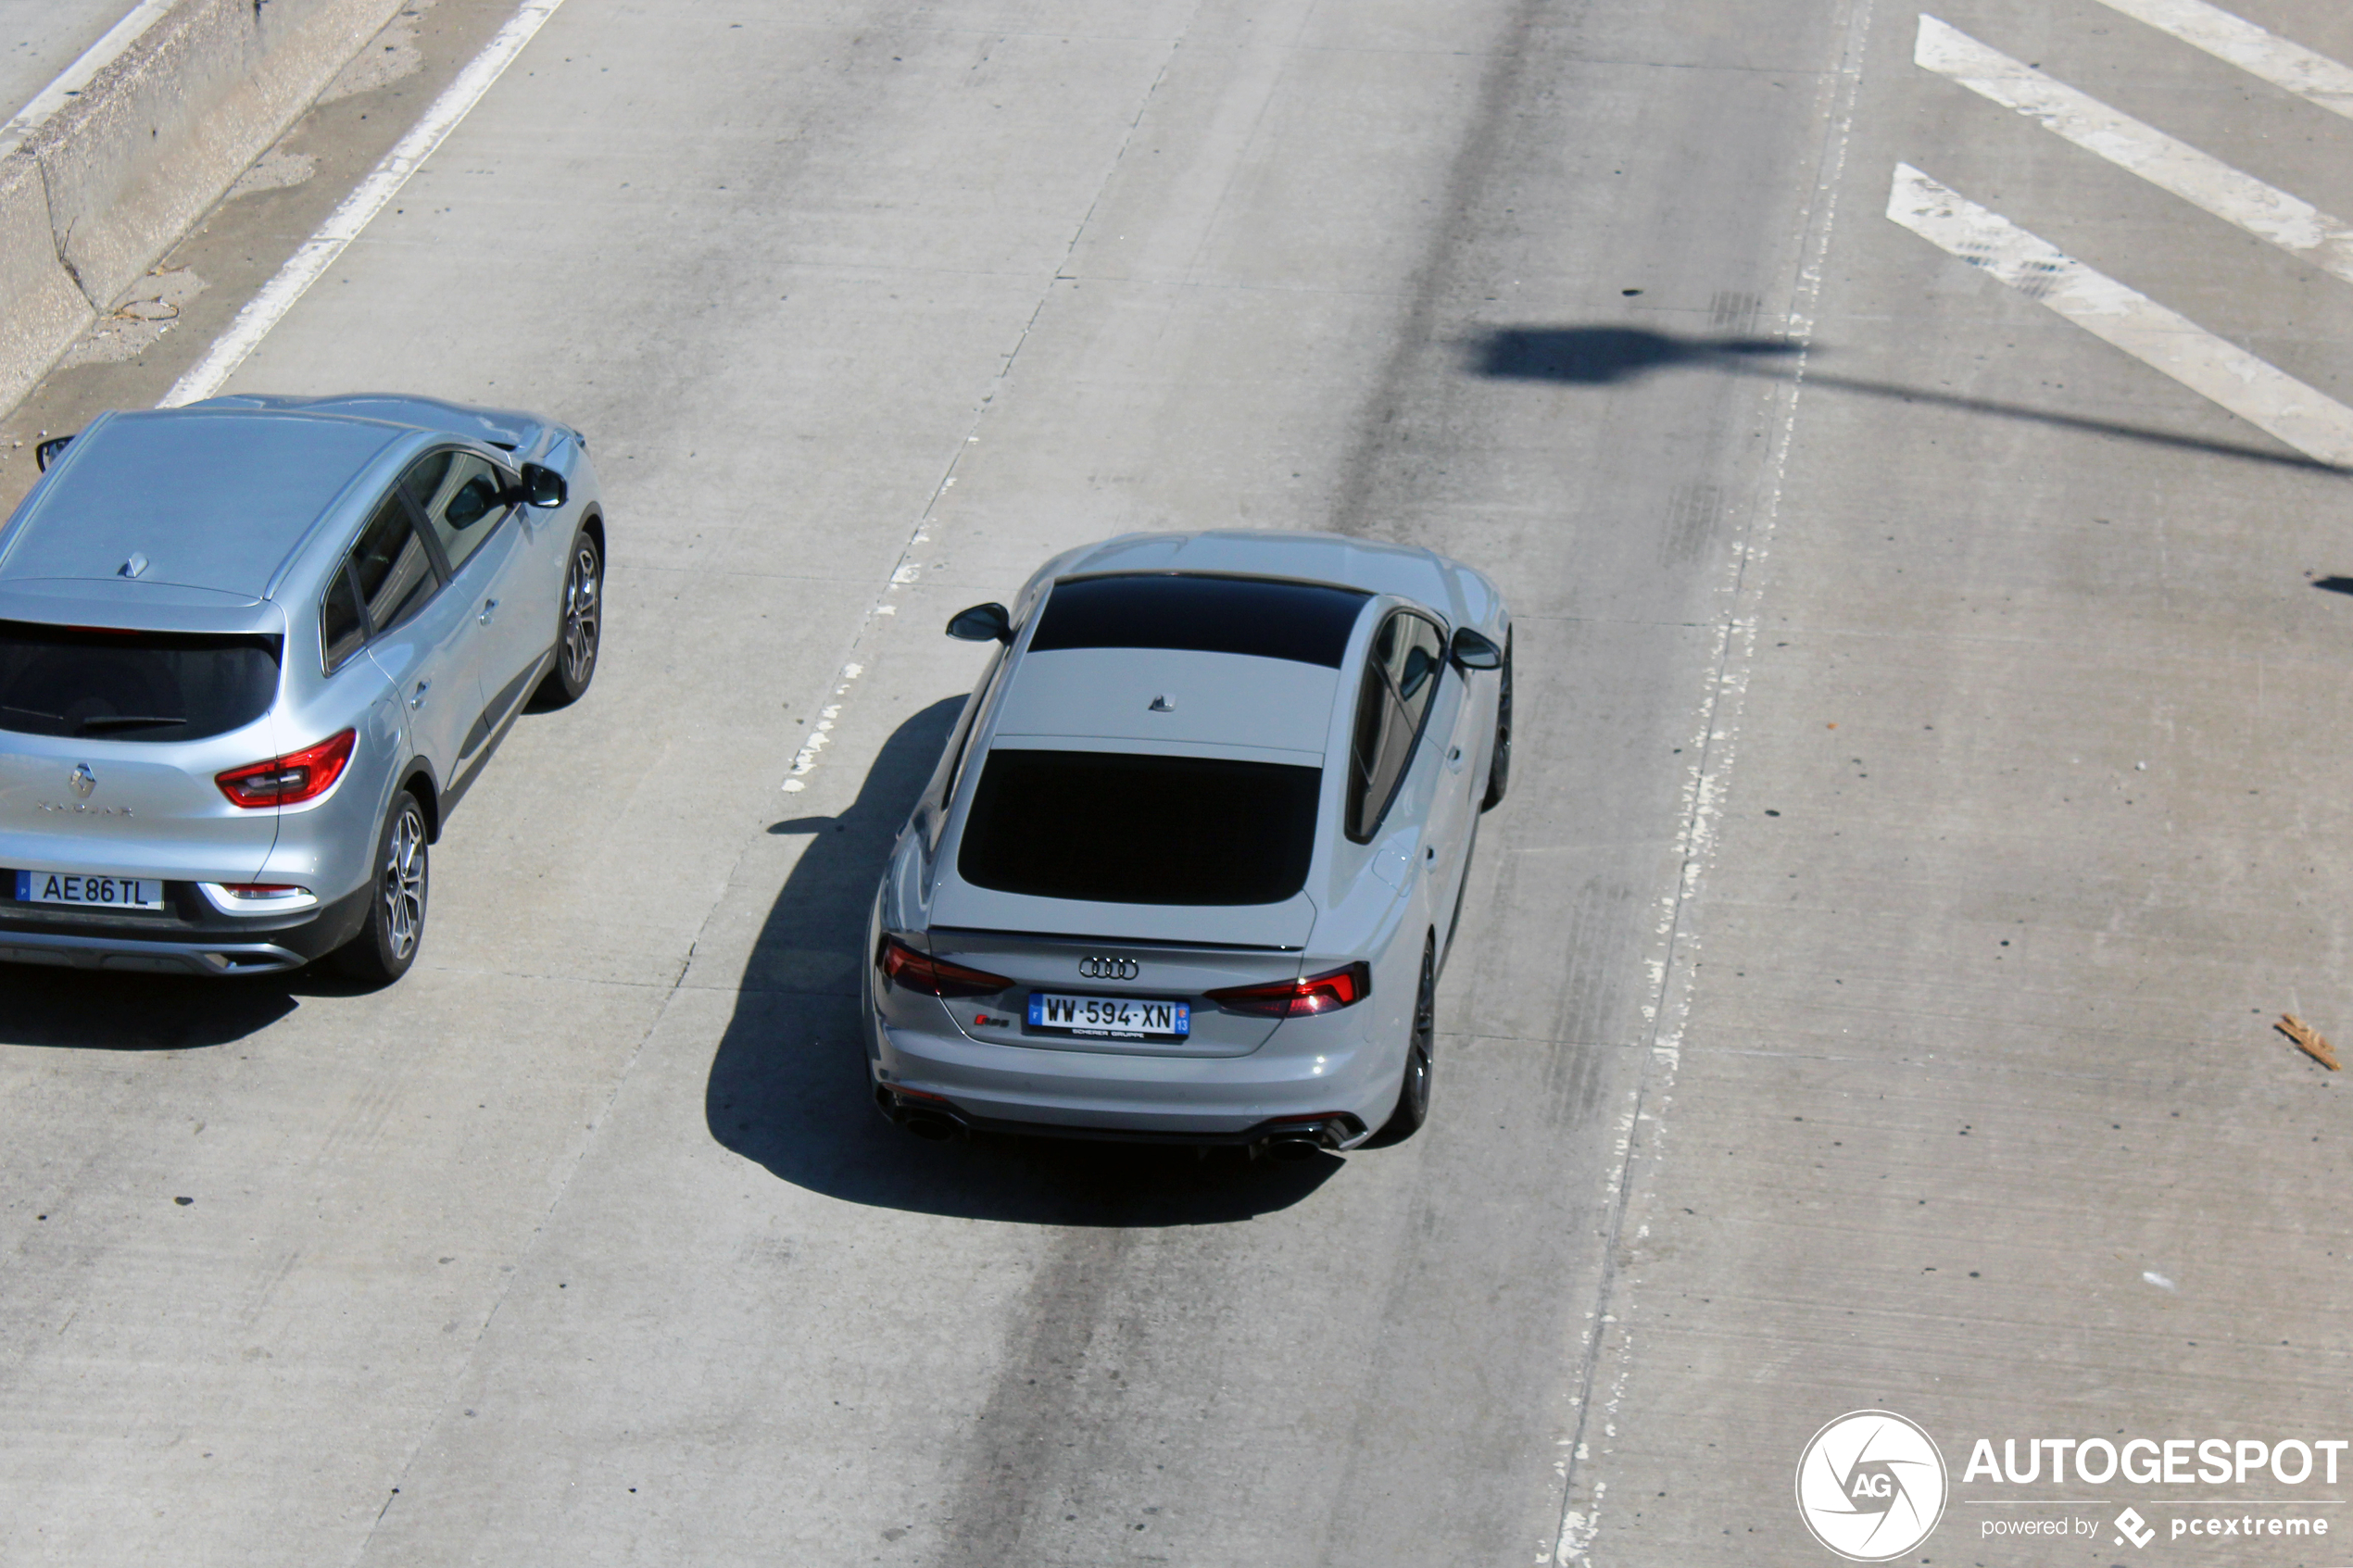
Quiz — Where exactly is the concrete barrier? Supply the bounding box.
[0,0,408,414]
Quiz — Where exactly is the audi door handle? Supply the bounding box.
[479,597,499,624]
[411,678,431,709]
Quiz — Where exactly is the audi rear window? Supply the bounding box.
[0,621,281,742]
[959,749,1320,906]
[1029,574,1368,667]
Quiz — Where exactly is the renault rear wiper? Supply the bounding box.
[76,714,185,733]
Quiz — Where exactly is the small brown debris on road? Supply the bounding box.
[2277,1014,2340,1071]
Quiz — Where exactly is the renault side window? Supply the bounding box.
[321,563,368,674]
[404,450,510,575]
[347,488,441,636]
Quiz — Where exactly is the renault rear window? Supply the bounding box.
[0,621,281,742]
[959,748,1320,906]
[1028,574,1368,667]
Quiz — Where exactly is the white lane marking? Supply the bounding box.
[1887,164,2353,466]
[2089,0,2353,121]
[780,666,862,792]
[1554,5,1880,1561]
[1919,16,2353,282]
[0,0,180,160]
[161,0,570,407]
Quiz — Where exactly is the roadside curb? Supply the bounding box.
[0,0,407,418]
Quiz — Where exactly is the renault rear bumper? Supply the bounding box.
[0,881,372,975]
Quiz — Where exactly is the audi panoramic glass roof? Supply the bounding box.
[1029,573,1370,668]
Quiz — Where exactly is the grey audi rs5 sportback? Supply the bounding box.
[0,393,603,983]
[865,531,1511,1158]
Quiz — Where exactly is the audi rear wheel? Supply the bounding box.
[1378,934,1437,1141]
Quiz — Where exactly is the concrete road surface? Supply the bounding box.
[2,0,2350,1564]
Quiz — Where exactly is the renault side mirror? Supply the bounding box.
[33,434,74,472]
[946,602,1013,644]
[1450,626,1504,671]
[519,461,567,508]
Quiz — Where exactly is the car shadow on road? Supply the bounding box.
[0,966,304,1048]
[1473,324,2349,474]
[704,696,1340,1226]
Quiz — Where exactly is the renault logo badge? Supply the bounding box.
[68,764,95,800]
[1077,955,1139,981]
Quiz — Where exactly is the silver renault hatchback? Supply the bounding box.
[0,394,603,983]
[865,531,1511,1157]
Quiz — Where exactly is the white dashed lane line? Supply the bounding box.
[2090,0,2353,120]
[1919,15,2353,286]
[1887,163,2353,467]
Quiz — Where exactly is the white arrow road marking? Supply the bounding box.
[1919,16,2353,283]
[1887,164,2353,467]
[2089,0,2353,121]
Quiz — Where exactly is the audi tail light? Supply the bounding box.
[216,730,356,809]
[1205,961,1373,1019]
[877,936,1013,998]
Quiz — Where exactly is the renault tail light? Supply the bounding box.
[216,729,355,809]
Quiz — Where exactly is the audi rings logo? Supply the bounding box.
[1796,1411,1948,1562]
[1077,956,1139,980]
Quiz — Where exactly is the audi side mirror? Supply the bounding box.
[519,461,567,508]
[34,434,74,472]
[1450,626,1504,671]
[946,602,1013,644]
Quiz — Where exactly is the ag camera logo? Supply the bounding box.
[1796,1411,1949,1562]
